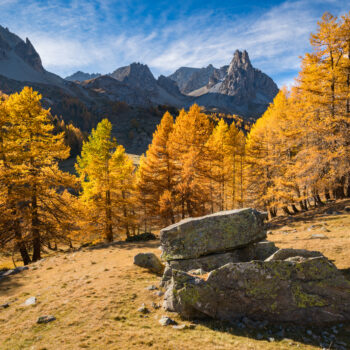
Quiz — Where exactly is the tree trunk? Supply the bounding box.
[269,207,277,218]
[315,194,324,206]
[299,201,306,211]
[31,186,41,262]
[15,225,31,265]
[325,190,331,201]
[282,206,293,216]
[291,204,299,214]
[105,189,113,242]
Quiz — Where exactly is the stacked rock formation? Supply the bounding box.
[160,208,350,325]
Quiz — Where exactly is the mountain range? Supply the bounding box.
[0,25,279,154]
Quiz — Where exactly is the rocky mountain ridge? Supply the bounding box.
[0,25,279,154]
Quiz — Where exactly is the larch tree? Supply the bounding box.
[135,111,175,226]
[167,105,213,218]
[4,87,77,262]
[76,118,134,242]
[204,119,230,211]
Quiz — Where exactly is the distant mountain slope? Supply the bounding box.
[65,71,101,82]
[168,67,200,92]
[0,25,64,86]
[108,63,190,107]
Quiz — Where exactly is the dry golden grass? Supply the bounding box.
[0,200,349,349]
[268,199,350,270]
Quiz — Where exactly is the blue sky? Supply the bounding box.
[0,0,348,87]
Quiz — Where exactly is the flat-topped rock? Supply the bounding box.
[160,240,278,288]
[160,208,267,260]
[164,257,350,325]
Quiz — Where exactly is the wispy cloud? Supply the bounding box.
[0,0,348,86]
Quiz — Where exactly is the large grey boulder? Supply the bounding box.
[160,241,278,288]
[164,257,350,325]
[160,208,267,261]
[133,253,164,275]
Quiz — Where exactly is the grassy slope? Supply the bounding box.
[0,200,349,350]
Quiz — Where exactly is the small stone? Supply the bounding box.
[137,303,150,314]
[154,291,164,297]
[24,297,36,306]
[134,253,164,275]
[146,285,158,291]
[310,233,328,239]
[159,316,177,326]
[268,337,275,342]
[2,269,14,277]
[1,303,9,308]
[37,315,55,324]
[173,324,187,330]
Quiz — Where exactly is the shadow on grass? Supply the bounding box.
[190,317,350,349]
[340,268,350,281]
[0,275,24,296]
[268,198,350,231]
[82,239,160,252]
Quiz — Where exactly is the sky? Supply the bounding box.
[0,0,348,87]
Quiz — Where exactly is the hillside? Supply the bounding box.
[1,200,349,350]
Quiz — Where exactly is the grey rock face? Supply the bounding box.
[157,75,183,98]
[110,63,158,92]
[14,38,43,72]
[0,25,64,86]
[164,257,350,325]
[265,249,324,262]
[160,240,277,288]
[133,252,164,275]
[168,67,200,91]
[160,208,267,260]
[219,50,278,105]
[182,64,216,94]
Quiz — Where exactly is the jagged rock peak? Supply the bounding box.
[229,49,252,72]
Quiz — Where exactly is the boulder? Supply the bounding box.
[160,240,278,287]
[164,257,350,325]
[133,253,164,275]
[160,208,267,260]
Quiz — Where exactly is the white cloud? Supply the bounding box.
[0,0,348,86]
